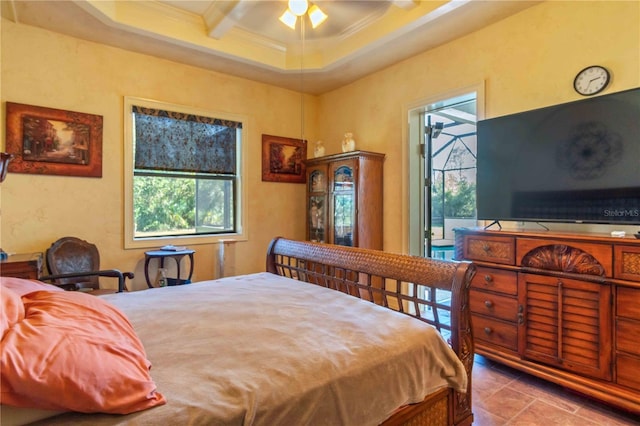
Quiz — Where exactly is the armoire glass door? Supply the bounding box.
[308,169,327,243]
[333,165,354,246]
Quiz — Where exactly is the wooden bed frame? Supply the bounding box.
[266,237,476,426]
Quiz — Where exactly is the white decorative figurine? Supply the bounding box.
[342,132,356,152]
[314,140,326,158]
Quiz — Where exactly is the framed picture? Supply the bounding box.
[261,134,306,183]
[5,102,103,177]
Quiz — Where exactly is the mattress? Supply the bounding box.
[24,272,467,425]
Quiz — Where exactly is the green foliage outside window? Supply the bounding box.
[134,174,233,236]
[134,176,195,233]
[432,174,476,219]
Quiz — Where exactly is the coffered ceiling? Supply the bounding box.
[1,0,539,94]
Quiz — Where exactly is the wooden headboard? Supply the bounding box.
[266,237,476,425]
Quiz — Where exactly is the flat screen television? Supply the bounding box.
[477,87,640,225]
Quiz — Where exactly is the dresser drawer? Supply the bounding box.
[615,245,640,282]
[472,315,518,351]
[463,235,515,265]
[470,289,519,322]
[471,267,517,295]
[617,286,640,319]
[617,318,640,356]
[616,353,640,391]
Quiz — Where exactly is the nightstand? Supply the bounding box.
[144,249,195,288]
[0,252,43,279]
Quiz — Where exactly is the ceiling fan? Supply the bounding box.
[279,0,328,29]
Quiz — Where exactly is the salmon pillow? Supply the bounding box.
[0,289,166,414]
[0,287,24,339]
[0,276,63,297]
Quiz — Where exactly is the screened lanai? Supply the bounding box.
[426,102,478,259]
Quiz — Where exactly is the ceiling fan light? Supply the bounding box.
[288,0,309,16]
[279,10,297,29]
[308,5,327,28]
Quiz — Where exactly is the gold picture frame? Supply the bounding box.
[261,134,306,183]
[6,102,103,177]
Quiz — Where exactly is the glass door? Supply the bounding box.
[332,165,354,246]
[423,95,478,258]
[308,168,327,243]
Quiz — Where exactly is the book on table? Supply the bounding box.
[160,245,187,252]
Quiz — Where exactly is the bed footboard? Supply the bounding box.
[266,237,476,426]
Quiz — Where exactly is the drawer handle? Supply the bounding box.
[484,275,493,284]
[484,327,493,335]
[484,300,494,308]
[482,243,491,253]
[518,304,524,324]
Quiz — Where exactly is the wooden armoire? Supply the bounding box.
[305,150,384,249]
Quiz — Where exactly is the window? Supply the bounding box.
[124,97,247,248]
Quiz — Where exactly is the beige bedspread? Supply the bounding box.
[37,272,467,426]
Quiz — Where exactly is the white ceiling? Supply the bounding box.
[1,0,540,94]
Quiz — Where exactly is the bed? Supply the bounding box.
[1,237,476,426]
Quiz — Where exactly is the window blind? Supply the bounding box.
[133,106,241,175]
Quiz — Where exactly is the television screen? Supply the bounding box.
[477,87,640,225]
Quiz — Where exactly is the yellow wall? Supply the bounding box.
[1,1,639,287]
[0,19,316,289]
[317,1,640,253]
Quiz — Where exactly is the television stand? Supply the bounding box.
[483,220,502,230]
[454,227,640,414]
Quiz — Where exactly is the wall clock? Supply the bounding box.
[573,65,610,96]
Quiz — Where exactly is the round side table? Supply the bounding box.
[144,249,195,288]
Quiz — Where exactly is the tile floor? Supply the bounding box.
[471,355,640,425]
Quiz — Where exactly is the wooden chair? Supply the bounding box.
[42,237,133,294]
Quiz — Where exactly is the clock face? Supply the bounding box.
[573,66,610,96]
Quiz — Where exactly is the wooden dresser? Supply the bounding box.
[454,228,640,414]
[0,252,43,279]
